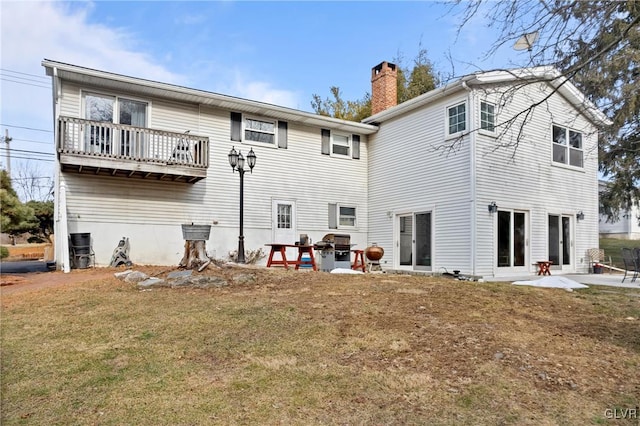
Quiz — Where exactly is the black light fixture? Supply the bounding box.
[488,201,498,213]
[228,146,256,263]
[576,211,585,221]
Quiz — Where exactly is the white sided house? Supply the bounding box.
[43,60,609,277]
[599,181,640,240]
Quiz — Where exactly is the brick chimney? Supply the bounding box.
[371,61,397,115]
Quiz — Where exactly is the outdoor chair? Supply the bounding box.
[621,247,639,283]
[586,248,612,273]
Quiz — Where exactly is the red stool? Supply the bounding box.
[352,249,366,272]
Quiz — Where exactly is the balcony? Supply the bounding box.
[57,116,210,183]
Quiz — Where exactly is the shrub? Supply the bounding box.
[0,246,9,259]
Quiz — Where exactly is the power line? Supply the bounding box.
[0,147,54,156]
[0,124,52,133]
[3,155,54,162]
[0,77,50,89]
[0,68,49,81]
[12,138,53,145]
[9,177,53,181]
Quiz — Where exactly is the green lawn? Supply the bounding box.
[599,238,640,268]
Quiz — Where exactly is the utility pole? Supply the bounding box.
[3,129,11,177]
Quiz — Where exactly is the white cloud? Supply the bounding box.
[232,76,300,109]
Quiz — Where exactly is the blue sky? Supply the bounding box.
[0,1,526,199]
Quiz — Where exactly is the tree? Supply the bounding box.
[454,0,640,222]
[0,170,38,242]
[12,162,54,202]
[25,200,54,243]
[311,87,371,122]
[311,46,439,120]
[395,43,439,104]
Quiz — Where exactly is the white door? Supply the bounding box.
[548,214,573,272]
[496,209,529,273]
[396,212,432,271]
[272,200,297,259]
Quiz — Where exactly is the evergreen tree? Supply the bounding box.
[311,47,439,121]
[0,170,38,239]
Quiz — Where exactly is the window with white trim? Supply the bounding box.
[447,102,466,135]
[230,112,287,148]
[328,203,357,229]
[83,92,148,156]
[339,206,356,227]
[332,133,350,157]
[480,101,495,132]
[245,116,276,144]
[552,125,583,168]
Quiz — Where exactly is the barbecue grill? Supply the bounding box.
[315,233,351,272]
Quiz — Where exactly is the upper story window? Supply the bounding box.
[83,93,148,155]
[552,125,583,168]
[480,101,496,132]
[447,102,466,135]
[332,134,351,157]
[245,117,276,144]
[84,93,148,127]
[321,129,360,159]
[231,112,287,148]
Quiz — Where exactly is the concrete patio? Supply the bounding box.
[489,272,639,289]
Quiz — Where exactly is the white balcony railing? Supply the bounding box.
[57,116,209,168]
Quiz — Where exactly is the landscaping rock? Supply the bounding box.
[170,275,229,289]
[137,278,167,288]
[233,273,257,285]
[124,271,149,283]
[167,270,192,279]
[114,270,134,279]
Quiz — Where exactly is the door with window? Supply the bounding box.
[548,214,572,271]
[84,93,147,156]
[397,212,432,271]
[496,210,528,272]
[85,94,114,154]
[272,200,297,259]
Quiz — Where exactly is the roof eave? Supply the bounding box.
[42,59,378,135]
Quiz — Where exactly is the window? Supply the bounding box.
[329,204,357,228]
[245,117,276,144]
[230,113,287,148]
[447,103,466,135]
[321,129,360,159]
[552,125,583,168]
[332,134,350,157]
[83,93,148,155]
[277,204,292,229]
[480,101,495,132]
[339,206,356,227]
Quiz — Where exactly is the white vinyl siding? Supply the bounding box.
[57,81,369,265]
[368,91,472,271]
[474,82,598,276]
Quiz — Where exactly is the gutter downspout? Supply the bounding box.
[462,81,477,276]
[51,67,70,273]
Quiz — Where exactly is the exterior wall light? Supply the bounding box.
[576,211,585,221]
[488,201,498,213]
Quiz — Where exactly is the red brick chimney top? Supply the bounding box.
[371,61,398,115]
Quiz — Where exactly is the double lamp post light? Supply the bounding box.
[228,146,256,264]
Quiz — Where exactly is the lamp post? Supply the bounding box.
[228,146,256,263]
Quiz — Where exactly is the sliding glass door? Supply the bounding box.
[398,212,432,271]
[497,209,528,271]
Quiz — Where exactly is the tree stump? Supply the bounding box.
[179,240,211,270]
